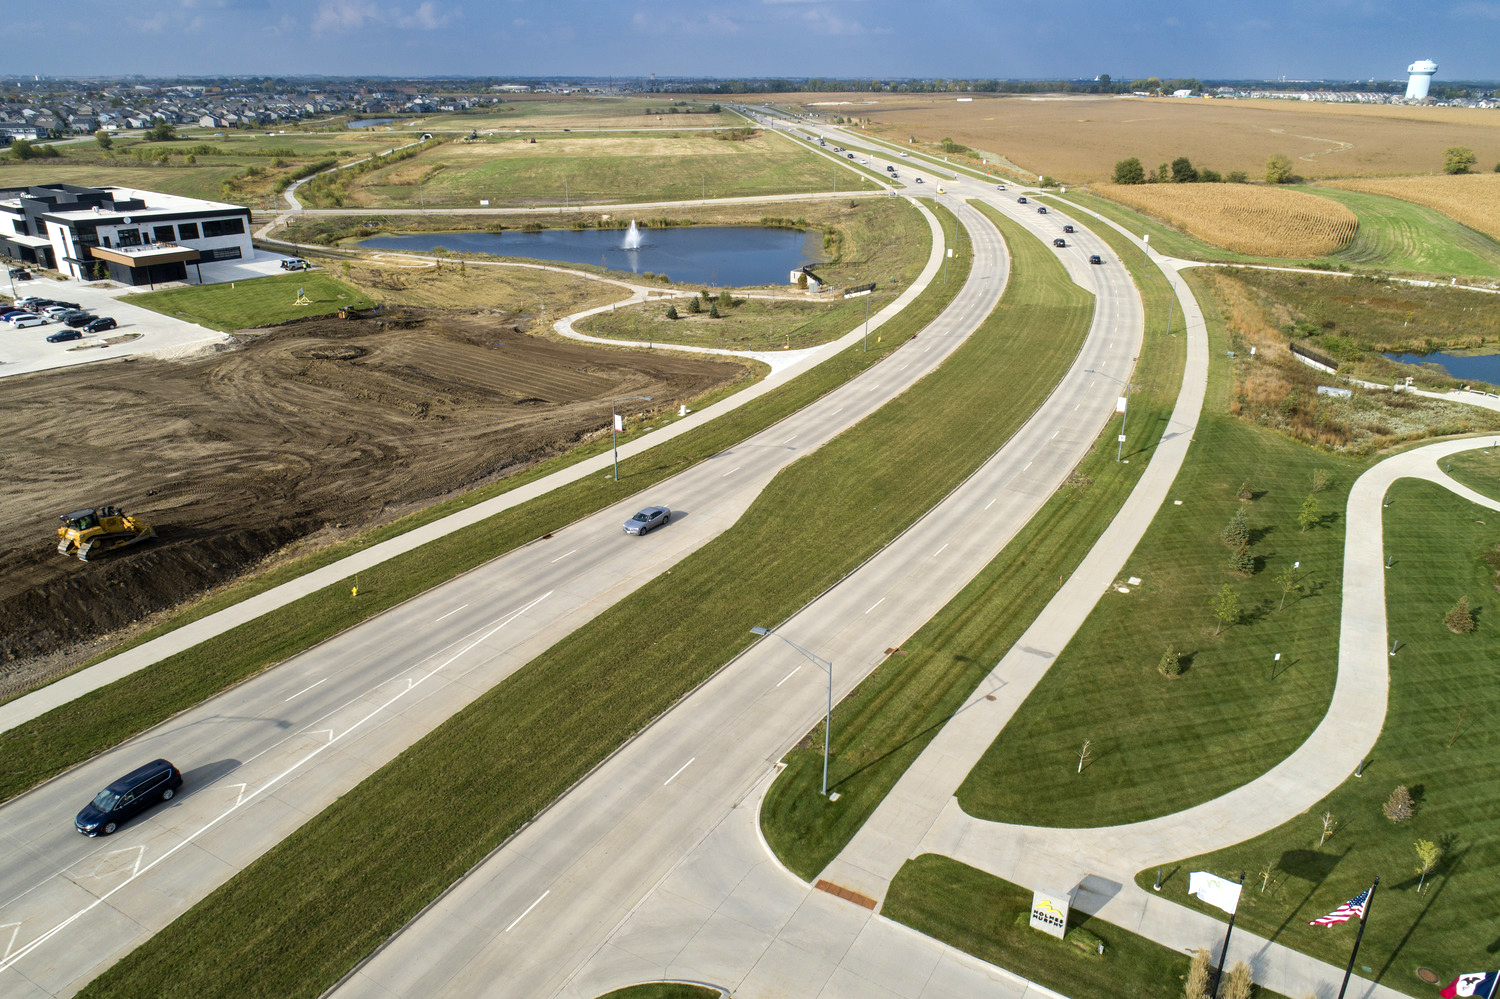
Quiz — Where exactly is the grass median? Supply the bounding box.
[77,204,1078,999]
[761,200,1180,880]
[0,205,949,804]
[1138,479,1500,995]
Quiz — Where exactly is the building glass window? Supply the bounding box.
[201,218,246,238]
[177,222,200,240]
[116,228,142,247]
[153,225,176,243]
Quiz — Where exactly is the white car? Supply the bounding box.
[10,314,48,328]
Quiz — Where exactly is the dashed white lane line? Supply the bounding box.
[985,497,998,511]
[434,603,468,623]
[1051,431,1060,440]
[782,434,798,444]
[505,891,549,933]
[865,597,885,614]
[549,549,578,564]
[664,758,695,786]
[868,384,880,393]
[284,678,326,702]
[933,543,949,557]
[1024,460,1033,471]
[830,407,844,417]
[722,467,741,478]
[776,665,802,687]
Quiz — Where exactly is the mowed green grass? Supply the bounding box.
[580,295,875,350]
[126,272,373,331]
[1444,445,1500,500]
[77,201,1076,999]
[882,855,1292,999]
[597,986,720,999]
[1141,479,1500,994]
[346,131,877,208]
[764,203,1166,880]
[1057,188,1500,278]
[957,267,1365,828]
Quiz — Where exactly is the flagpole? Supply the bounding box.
[1336,877,1379,999]
[1208,871,1246,999]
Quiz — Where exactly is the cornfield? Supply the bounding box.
[1325,173,1500,242]
[1094,183,1359,257]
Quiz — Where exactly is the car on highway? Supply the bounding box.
[1053,238,1067,248]
[75,758,183,836]
[1037,206,1048,214]
[886,165,895,172]
[846,153,854,159]
[46,328,83,342]
[85,316,118,334]
[913,177,923,184]
[1089,254,1104,265]
[623,505,671,535]
[1063,225,1075,233]
[900,151,909,157]
[1017,196,1028,204]
[996,184,1006,190]
[936,187,946,194]
[10,314,48,328]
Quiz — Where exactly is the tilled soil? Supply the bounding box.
[0,308,743,681]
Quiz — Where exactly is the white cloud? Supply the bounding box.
[312,0,456,34]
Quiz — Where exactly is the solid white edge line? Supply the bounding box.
[434,603,468,623]
[664,758,695,786]
[505,890,550,933]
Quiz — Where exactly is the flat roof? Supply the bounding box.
[89,244,201,267]
[0,185,247,224]
[1,233,52,248]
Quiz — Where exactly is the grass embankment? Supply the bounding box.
[76,204,1066,999]
[126,272,373,330]
[763,202,1167,879]
[883,855,1292,999]
[957,270,1362,828]
[1054,188,1500,279]
[0,203,949,804]
[579,295,877,351]
[597,985,721,999]
[1141,479,1500,994]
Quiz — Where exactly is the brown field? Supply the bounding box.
[747,92,1500,184]
[0,310,744,674]
[1092,182,1360,257]
[1324,171,1500,242]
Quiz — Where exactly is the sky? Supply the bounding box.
[9,0,1498,82]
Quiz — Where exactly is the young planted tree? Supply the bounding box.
[1445,595,1475,633]
[1311,469,1329,493]
[1076,739,1093,773]
[1227,543,1255,575]
[1319,811,1338,847]
[1275,566,1301,611]
[1298,494,1320,533]
[665,304,679,320]
[1237,480,1253,501]
[1258,859,1275,892]
[1157,645,1184,677]
[1414,839,1442,892]
[708,302,721,319]
[1219,508,1249,547]
[718,289,733,308]
[1384,785,1414,823]
[1213,583,1239,635]
[686,296,701,314]
[1184,947,1212,999]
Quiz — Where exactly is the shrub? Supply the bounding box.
[1157,645,1183,677]
[1445,595,1475,633]
[708,302,721,318]
[1171,157,1199,183]
[1222,962,1254,999]
[1226,170,1249,183]
[1227,543,1255,575]
[1185,947,1212,999]
[1383,785,1414,823]
[686,296,701,314]
[1199,168,1222,183]
[1220,508,1249,547]
[1266,152,1295,184]
[1443,146,1477,175]
[665,304,678,320]
[1238,480,1253,501]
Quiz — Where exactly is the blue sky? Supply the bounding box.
[11,0,1498,81]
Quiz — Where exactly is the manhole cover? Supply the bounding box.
[1415,968,1439,984]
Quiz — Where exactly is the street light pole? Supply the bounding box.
[751,626,833,795]
[610,394,653,481]
[863,293,870,353]
[1085,367,1131,462]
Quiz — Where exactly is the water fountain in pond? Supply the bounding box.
[622,220,643,250]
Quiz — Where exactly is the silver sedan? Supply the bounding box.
[623,506,671,535]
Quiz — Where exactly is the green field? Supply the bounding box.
[580,295,877,350]
[957,268,1363,828]
[763,203,1160,880]
[597,986,720,999]
[126,272,373,330]
[1140,478,1500,994]
[72,200,1075,999]
[1055,188,1500,279]
[1444,445,1500,500]
[304,129,879,209]
[882,855,1291,999]
[405,96,737,131]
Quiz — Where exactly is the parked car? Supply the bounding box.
[0,310,31,322]
[74,759,183,836]
[1017,196,1028,204]
[1089,254,1104,265]
[623,505,671,535]
[1063,225,1075,233]
[64,312,98,328]
[280,258,310,270]
[16,296,50,309]
[1053,238,1067,248]
[85,317,118,334]
[9,267,31,280]
[10,314,47,328]
[47,328,82,342]
[43,304,78,319]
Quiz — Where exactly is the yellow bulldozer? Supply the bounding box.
[56,506,156,562]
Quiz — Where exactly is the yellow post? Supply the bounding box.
[352,586,358,598]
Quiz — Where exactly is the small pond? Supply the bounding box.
[1384,350,1500,387]
[358,225,817,288]
[348,118,401,129]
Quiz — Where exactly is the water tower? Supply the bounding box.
[1405,59,1437,99]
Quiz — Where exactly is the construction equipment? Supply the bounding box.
[338,305,381,320]
[57,506,156,561]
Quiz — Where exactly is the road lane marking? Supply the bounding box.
[1,922,19,961]
[1024,460,1033,471]
[830,407,843,416]
[776,665,802,687]
[782,434,797,444]
[865,597,885,614]
[549,549,578,563]
[434,603,468,622]
[722,466,741,477]
[505,891,549,933]
[664,758,695,786]
[284,678,327,702]
[0,591,555,976]
[933,543,949,557]
[1051,431,1059,440]
[868,384,880,392]
[985,497,998,510]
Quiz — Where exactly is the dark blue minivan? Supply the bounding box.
[75,759,183,836]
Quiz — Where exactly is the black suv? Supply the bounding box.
[75,759,183,836]
[64,312,98,328]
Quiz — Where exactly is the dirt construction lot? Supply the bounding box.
[0,308,743,674]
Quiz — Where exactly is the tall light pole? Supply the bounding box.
[1085,367,1131,462]
[750,625,833,796]
[610,395,653,481]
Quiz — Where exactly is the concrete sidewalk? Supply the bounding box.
[0,200,944,735]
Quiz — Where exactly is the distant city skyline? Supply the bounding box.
[6,0,1496,83]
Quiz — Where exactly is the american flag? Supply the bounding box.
[1310,886,1372,926]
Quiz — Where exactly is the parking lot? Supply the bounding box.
[1,274,231,379]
